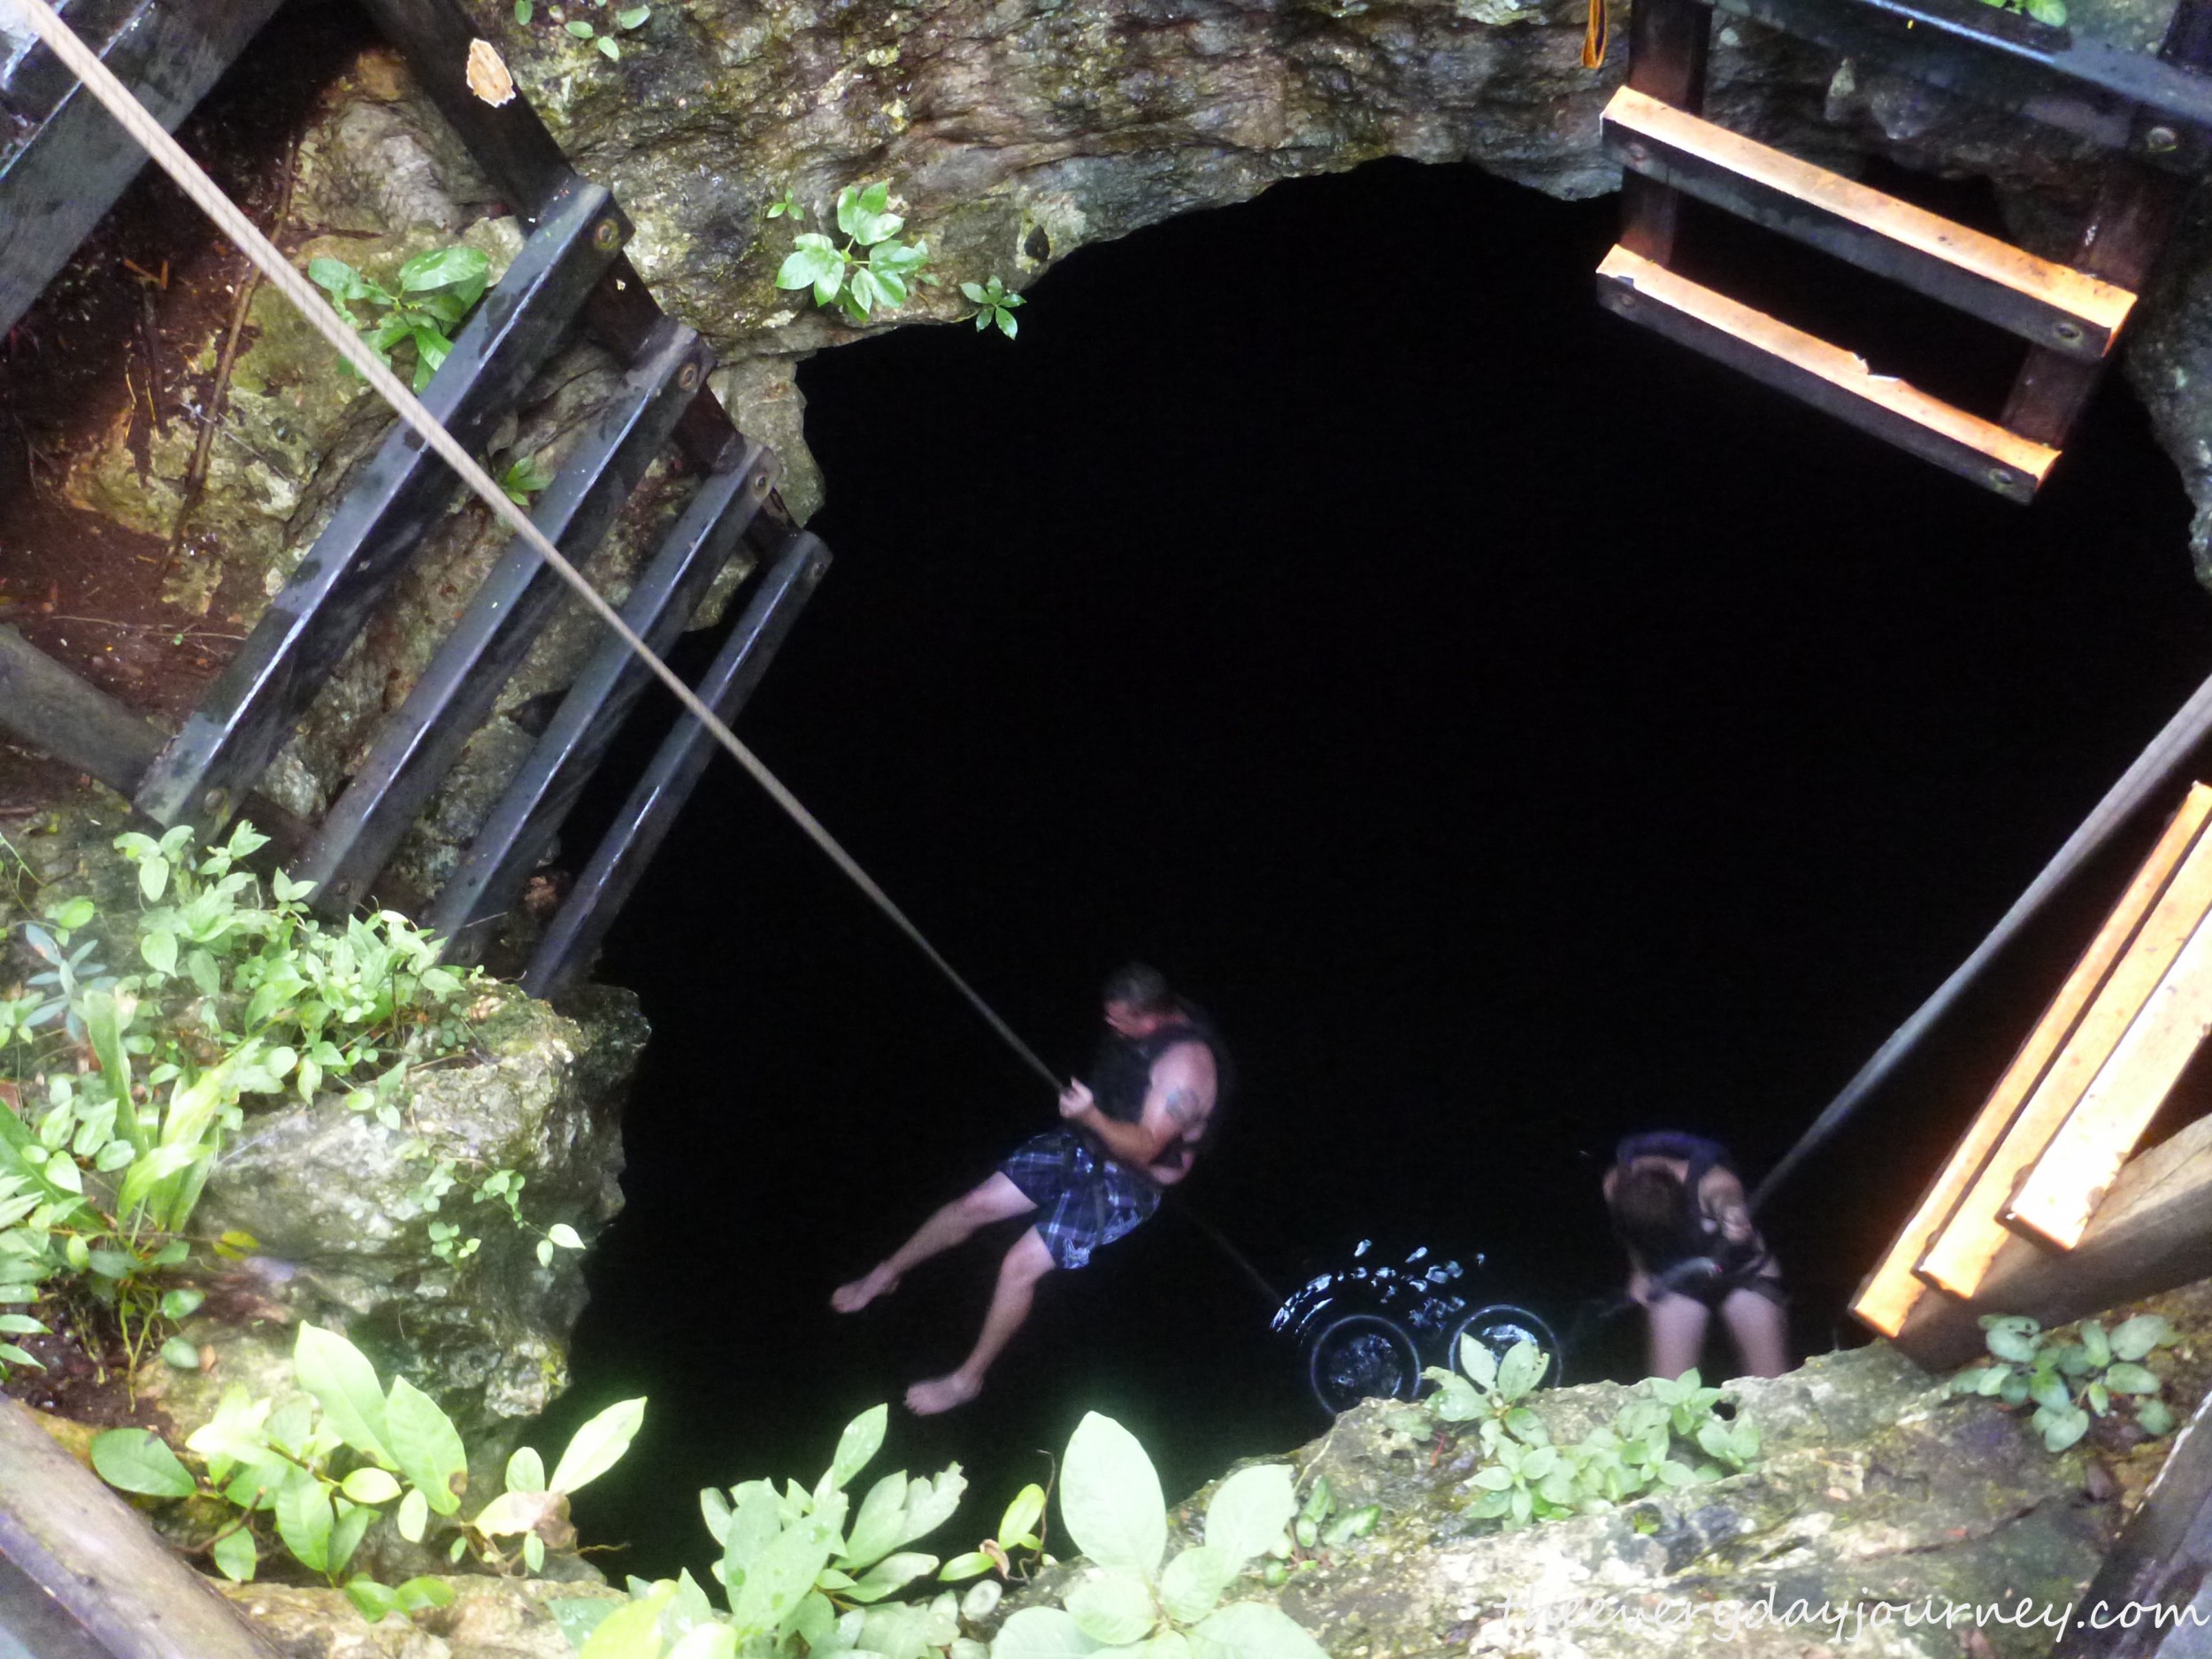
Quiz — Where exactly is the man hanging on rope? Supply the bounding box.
[832,963,1226,1415]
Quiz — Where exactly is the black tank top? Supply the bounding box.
[1085,1003,1231,1162]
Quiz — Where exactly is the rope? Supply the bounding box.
[6,0,1059,1094]
[1749,670,2212,1211]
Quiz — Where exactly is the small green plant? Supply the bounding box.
[566,1402,976,1658]
[960,278,1023,340]
[991,1412,1325,1659]
[1415,1338,1755,1530]
[498,452,555,506]
[513,1,650,58]
[937,1479,1048,1584]
[765,185,803,220]
[1975,0,2064,27]
[90,1321,641,1602]
[308,246,492,392]
[0,822,487,1386]
[1949,1312,2177,1449]
[774,182,933,325]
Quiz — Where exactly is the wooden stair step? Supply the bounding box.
[1602,86,2136,360]
[1596,243,2060,500]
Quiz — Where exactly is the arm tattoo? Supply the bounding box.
[1164,1087,1202,1129]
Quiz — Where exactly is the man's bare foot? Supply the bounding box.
[905,1372,981,1416]
[831,1266,900,1313]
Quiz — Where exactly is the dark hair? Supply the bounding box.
[1611,1165,1688,1258]
[1102,962,1171,1012]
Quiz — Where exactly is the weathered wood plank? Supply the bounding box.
[0,1396,283,1658]
[1855,787,2212,1335]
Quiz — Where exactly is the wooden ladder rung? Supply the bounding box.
[1596,244,2061,500]
[1602,87,2138,361]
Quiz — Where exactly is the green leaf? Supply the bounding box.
[507,1446,547,1494]
[827,1402,887,1491]
[1190,1602,1328,1659]
[580,1586,674,1659]
[344,1578,400,1621]
[160,1336,203,1370]
[387,1376,468,1515]
[618,4,651,24]
[212,1527,259,1584]
[2139,1398,2177,1437]
[1202,1464,1294,1568]
[1001,1481,1048,1548]
[2041,1405,2092,1452]
[141,931,178,974]
[940,1549,995,1580]
[1496,1340,1547,1400]
[596,34,619,58]
[514,0,533,20]
[396,1578,455,1613]
[1068,1569,1156,1645]
[331,1502,374,1577]
[91,1428,197,1498]
[2105,1362,2162,1396]
[664,1626,736,1659]
[730,1509,844,1639]
[342,1467,403,1504]
[1159,1545,1233,1623]
[994,1607,1103,1659]
[160,1288,205,1321]
[550,1395,645,1494]
[2111,1315,2171,1362]
[1987,1327,2040,1364]
[961,281,987,303]
[845,1550,938,1603]
[565,19,595,36]
[1456,1333,1500,1389]
[397,1486,428,1542]
[276,1471,335,1573]
[996,306,1019,340]
[1063,1412,1167,1579]
[294,1323,394,1465]
[549,1223,585,1250]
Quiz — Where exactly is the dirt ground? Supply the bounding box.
[0,5,378,808]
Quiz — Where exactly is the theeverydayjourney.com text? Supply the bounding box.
[1474,1586,2209,1646]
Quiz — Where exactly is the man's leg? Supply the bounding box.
[1717,1286,1787,1379]
[831,1172,1037,1312]
[906,1226,1057,1416]
[1643,1293,1710,1379]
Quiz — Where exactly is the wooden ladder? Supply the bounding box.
[1599,0,2212,500]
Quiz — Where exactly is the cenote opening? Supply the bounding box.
[515,153,2212,1578]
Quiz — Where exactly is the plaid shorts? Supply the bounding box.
[999,1130,1162,1270]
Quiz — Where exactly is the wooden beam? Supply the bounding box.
[0,1396,283,1658]
[1596,244,2060,500]
[1854,785,2212,1336]
[1894,1111,2212,1371]
[1601,87,2135,358]
[1916,795,2212,1300]
[2006,906,2212,1248]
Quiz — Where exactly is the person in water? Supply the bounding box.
[1604,1131,1786,1380]
[832,963,1225,1416]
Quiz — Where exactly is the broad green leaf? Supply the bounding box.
[387,1376,468,1515]
[1987,1327,2040,1364]
[2080,1321,2112,1370]
[1496,1340,1546,1401]
[396,1578,455,1613]
[343,1578,399,1621]
[141,931,178,974]
[722,1479,783,1580]
[618,4,651,24]
[1456,1333,1499,1389]
[1063,1413,1167,1579]
[730,1509,843,1638]
[1001,1481,1048,1548]
[550,1395,646,1494]
[508,1446,547,1494]
[1189,1601,1327,1659]
[159,1336,202,1371]
[2111,1315,2171,1362]
[472,1488,553,1536]
[276,1471,334,1573]
[993,1607,1102,1659]
[342,1467,403,1504]
[331,1502,374,1576]
[2041,1406,2092,1452]
[845,1550,938,1602]
[666,1627,737,1659]
[828,1403,887,1491]
[91,1428,196,1498]
[2106,1363,2162,1395]
[294,1323,394,1465]
[1159,1545,1233,1623]
[396,1485,429,1541]
[2139,1398,2177,1437]
[399,245,490,295]
[1067,1569,1156,1645]
[1202,1465,1294,1567]
[580,1586,675,1659]
[940,1549,995,1580]
[212,1527,258,1583]
[549,1223,585,1250]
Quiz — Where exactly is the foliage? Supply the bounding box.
[765,186,803,221]
[1416,1338,1755,1530]
[1949,1312,2177,1449]
[1974,0,2064,27]
[937,1480,1049,1584]
[513,1,651,58]
[1258,1476,1374,1588]
[566,1402,983,1659]
[993,1412,1326,1659]
[0,823,485,1385]
[90,1321,641,1605]
[773,183,933,325]
[309,246,492,393]
[960,278,1024,341]
[499,451,556,506]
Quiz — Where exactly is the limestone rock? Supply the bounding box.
[219,1575,625,1659]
